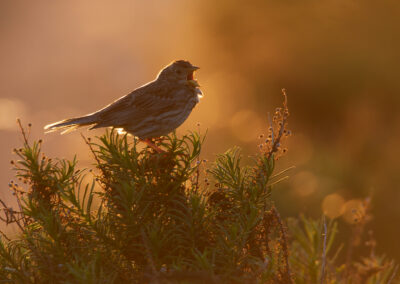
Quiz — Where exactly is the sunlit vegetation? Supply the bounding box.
[0,93,398,283]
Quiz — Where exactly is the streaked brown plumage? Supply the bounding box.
[44,60,203,142]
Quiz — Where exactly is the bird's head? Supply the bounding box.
[158,60,200,88]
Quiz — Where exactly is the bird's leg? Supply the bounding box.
[153,136,165,145]
[140,138,164,153]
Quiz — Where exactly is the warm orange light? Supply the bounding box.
[230,109,264,142]
[322,193,345,219]
[292,171,318,197]
[342,199,365,224]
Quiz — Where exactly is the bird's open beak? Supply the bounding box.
[187,66,200,87]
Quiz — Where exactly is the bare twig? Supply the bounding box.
[266,175,290,187]
[267,112,275,145]
[270,166,296,179]
[0,229,11,242]
[16,119,29,145]
[11,187,27,227]
[0,198,25,231]
[267,89,289,161]
[0,199,11,224]
[81,133,101,167]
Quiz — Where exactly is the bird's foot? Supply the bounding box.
[140,138,165,153]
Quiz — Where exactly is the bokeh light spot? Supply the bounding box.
[322,193,345,219]
[292,171,318,197]
[0,98,27,131]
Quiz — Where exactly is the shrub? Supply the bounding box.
[0,92,397,283]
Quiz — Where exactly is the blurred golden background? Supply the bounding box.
[1,0,400,261]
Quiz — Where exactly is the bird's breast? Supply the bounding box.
[194,88,203,103]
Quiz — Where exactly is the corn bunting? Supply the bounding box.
[44,60,203,152]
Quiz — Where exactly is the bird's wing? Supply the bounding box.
[91,80,182,128]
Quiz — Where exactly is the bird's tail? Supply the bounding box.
[44,114,97,134]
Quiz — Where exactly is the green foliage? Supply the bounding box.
[0,99,398,283]
[0,129,281,283]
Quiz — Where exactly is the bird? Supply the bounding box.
[44,60,203,152]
